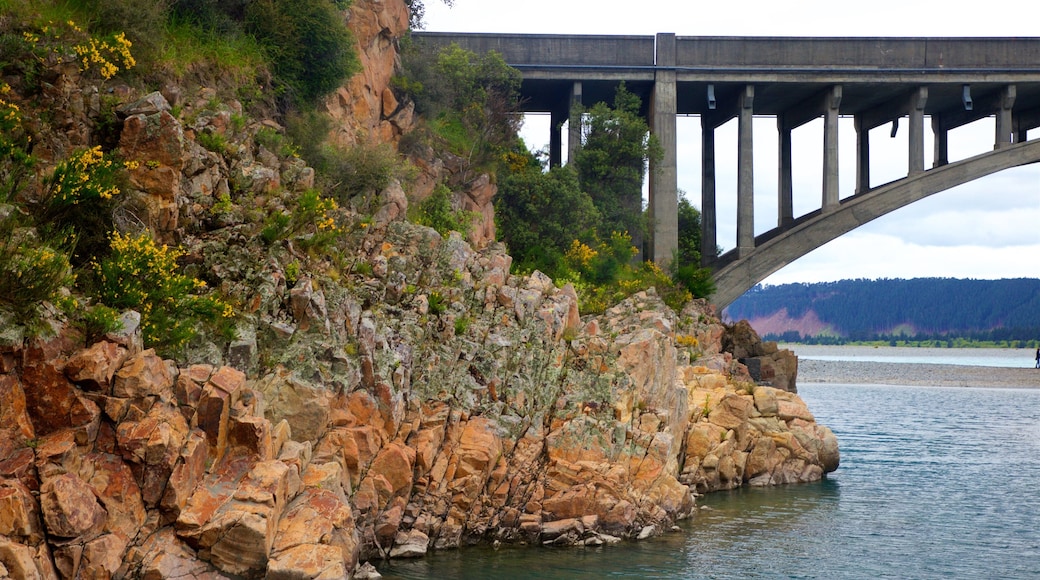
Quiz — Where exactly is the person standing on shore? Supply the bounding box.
[1035,347,1039,369]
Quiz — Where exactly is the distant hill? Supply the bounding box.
[723,278,1040,344]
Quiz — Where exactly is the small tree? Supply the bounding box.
[573,83,661,251]
[672,195,716,299]
[495,147,599,274]
[395,41,521,182]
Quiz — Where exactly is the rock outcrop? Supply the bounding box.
[724,319,800,392]
[0,268,838,578]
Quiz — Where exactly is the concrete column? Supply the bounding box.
[777,120,793,228]
[737,85,755,255]
[701,120,717,267]
[650,33,678,265]
[932,115,949,167]
[995,84,1016,148]
[822,85,841,211]
[855,116,870,193]
[568,81,583,164]
[908,87,928,175]
[549,107,565,168]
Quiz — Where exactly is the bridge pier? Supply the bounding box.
[649,33,678,264]
[737,86,755,256]
[701,121,717,267]
[568,82,582,164]
[996,85,1017,148]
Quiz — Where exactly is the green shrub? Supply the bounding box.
[244,0,359,104]
[428,290,446,315]
[197,130,229,155]
[33,145,129,266]
[0,220,75,329]
[323,142,408,210]
[410,183,473,237]
[94,231,234,354]
[75,303,123,343]
[260,189,341,249]
[0,85,35,202]
[395,40,521,177]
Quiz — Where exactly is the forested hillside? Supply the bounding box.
[725,278,1040,344]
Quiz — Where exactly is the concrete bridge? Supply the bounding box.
[412,32,1040,306]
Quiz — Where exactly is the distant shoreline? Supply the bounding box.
[798,359,1040,389]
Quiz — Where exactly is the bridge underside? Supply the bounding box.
[413,33,1040,304]
[712,139,1040,307]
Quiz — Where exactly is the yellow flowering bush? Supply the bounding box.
[47,146,124,204]
[565,232,693,314]
[31,145,132,264]
[73,32,136,80]
[565,240,598,270]
[0,218,75,330]
[260,188,342,248]
[676,334,700,348]
[0,84,34,201]
[94,231,235,353]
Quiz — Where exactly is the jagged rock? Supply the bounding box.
[112,348,173,400]
[372,179,408,227]
[0,482,44,544]
[118,91,171,117]
[253,371,331,442]
[64,341,128,392]
[39,473,107,541]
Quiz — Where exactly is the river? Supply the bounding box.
[380,349,1040,579]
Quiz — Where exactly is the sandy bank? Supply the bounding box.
[798,359,1040,389]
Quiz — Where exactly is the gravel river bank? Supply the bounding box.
[798,358,1040,388]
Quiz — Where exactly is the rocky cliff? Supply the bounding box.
[0,1,838,578]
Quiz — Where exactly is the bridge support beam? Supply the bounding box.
[568,81,582,164]
[996,85,1017,148]
[909,87,928,175]
[932,116,949,167]
[737,85,755,256]
[549,108,565,168]
[823,86,842,210]
[701,120,717,267]
[778,123,793,227]
[649,33,678,265]
[855,115,870,193]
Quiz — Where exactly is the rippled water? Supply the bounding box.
[382,384,1040,579]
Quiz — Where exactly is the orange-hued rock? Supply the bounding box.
[112,349,173,400]
[39,473,108,541]
[64,341,128,392]
[0,481,44,544]
[116,400,190,507]
[21,359,100,442]
[0,374,34,446]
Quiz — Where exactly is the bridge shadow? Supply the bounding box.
[710,139,1040,308]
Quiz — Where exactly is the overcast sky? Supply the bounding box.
[423,0,1040,286]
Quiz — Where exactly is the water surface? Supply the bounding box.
[382,383,1040,579]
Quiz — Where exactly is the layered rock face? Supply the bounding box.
[0,243,838,577]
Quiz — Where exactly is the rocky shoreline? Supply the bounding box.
[799,359,1040,388]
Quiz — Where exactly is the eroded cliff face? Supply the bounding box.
[0,277,838,579]
[0,0,838,578]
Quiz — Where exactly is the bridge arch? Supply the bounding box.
[711,139,1040,308]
